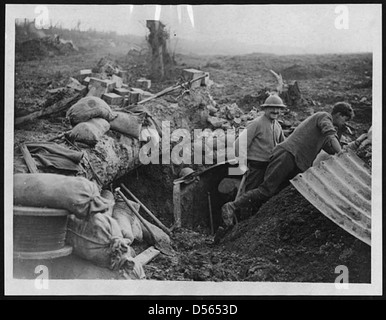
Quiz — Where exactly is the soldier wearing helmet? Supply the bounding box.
[212,94,287,242]
[217,101,355,239]
[234,93,287,193]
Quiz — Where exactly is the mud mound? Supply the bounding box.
[223,185,371,283]
[15,36,78,61]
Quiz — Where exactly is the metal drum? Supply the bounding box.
[13,206,72,259]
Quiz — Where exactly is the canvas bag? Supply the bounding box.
[66,96,117,126]
[112,197,143,243]
[100,189,115,216]
[69,118,110,145]
[66,212,136,269]
[13,173,113,219]
[109,111,144,139]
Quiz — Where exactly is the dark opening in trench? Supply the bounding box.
[114,161,242,235]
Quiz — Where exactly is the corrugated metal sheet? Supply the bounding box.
[290,149,371,246]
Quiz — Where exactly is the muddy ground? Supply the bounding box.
[13,36,372,283]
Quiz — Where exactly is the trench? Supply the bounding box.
[114,161,240,235]
[12,50,373,282]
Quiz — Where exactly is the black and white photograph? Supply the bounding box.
[4,4,382,298]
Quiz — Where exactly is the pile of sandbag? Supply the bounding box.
[66,211,145,279]
[64,189,154,279]
[66,96,147,145]
[13,174,148,278]
[68,118,110,146]
[66,96,116,126]
[66,96,115,146]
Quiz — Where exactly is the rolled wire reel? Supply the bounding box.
[13,206,72,259]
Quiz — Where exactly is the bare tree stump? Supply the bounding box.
[146,20,173,81]
[280,81,303,107]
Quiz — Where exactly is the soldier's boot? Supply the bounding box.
[215,190,268,244]
[222,189,268,223]
[234,189,267,212]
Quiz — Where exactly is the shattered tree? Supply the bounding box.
[146,20,173,81]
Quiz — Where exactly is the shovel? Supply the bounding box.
[115,188,175,257]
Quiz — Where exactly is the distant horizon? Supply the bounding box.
[15,18,374,57]
[8,4,380,56]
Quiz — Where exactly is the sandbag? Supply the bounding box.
[100,189,115,216]
[112,197,143,243]
[66,212,135,269]
[69,118,110,145]
[13,173,113,219]
[66,96,117,126]
[109,111,144,139]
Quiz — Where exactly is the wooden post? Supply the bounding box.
[173,183,182,228]
[207,192,214,235]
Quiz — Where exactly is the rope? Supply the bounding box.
[66,228,109,247]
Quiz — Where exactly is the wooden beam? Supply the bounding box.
[15,92,82,127]
[19,143,38,173]
[134,246,160,266]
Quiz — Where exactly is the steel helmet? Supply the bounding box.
[179,167,195,178]
[261,94,287,108]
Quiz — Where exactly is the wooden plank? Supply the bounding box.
[15,92,82,127]
[134,246,160,266]
[19,143,39,173]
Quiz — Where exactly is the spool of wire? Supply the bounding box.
[13,206,72,259]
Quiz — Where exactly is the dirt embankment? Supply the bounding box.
[223,186,371,282]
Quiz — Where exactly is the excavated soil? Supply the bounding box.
[119,165,371,283]
[12,34,373,283]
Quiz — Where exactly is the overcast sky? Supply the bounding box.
[7,4,381,54]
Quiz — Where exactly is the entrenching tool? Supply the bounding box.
[115,187,175,256]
